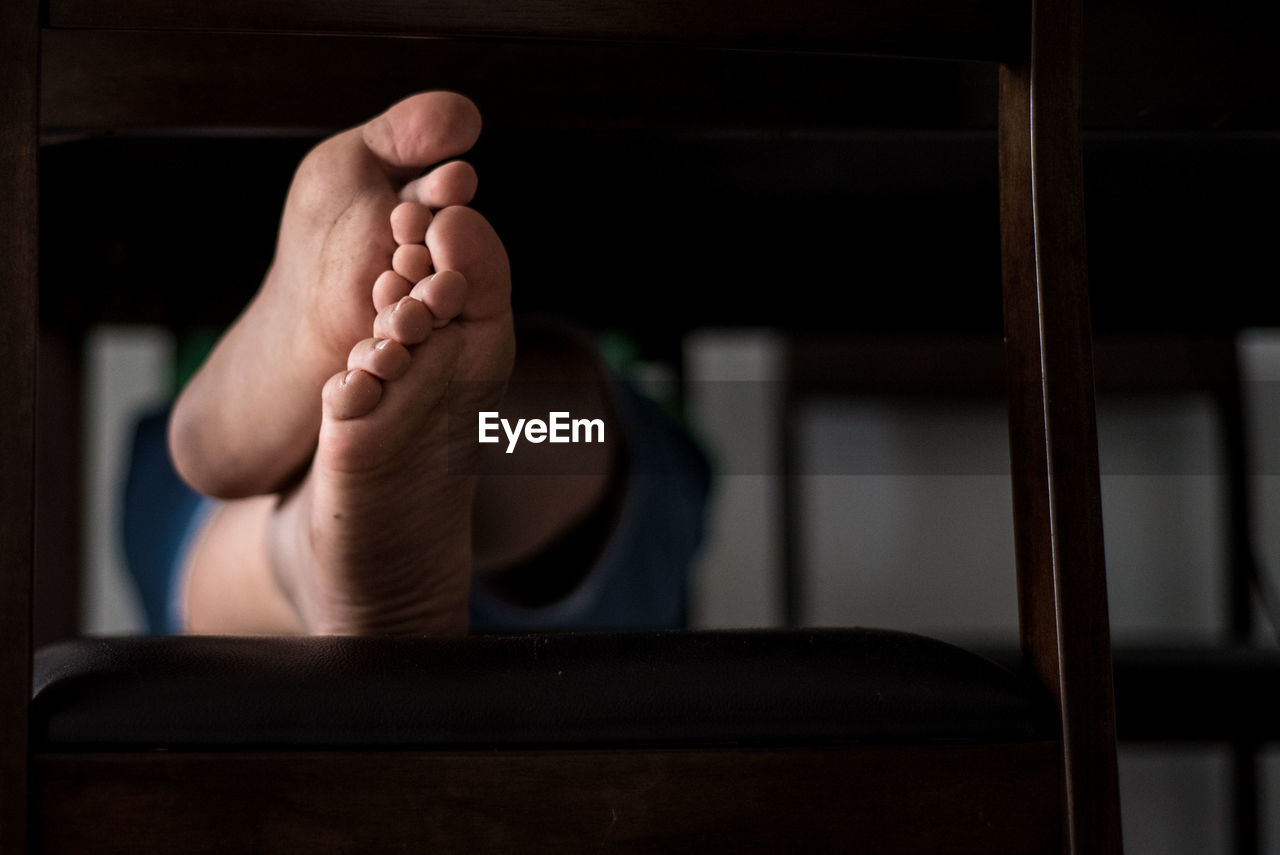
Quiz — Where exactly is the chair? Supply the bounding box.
[1,0,1122,852]
[779,330,1280,850]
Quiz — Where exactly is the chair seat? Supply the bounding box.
[33,630,1055,750]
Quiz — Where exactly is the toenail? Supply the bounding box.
[342,369,361,385]
[374,339,392,351]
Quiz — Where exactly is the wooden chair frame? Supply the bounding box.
[2,0,1121,851]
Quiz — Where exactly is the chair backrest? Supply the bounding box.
[2,0,1122,851]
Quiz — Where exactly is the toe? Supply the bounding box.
[347,337,412,381]
[374,296,434,345]
[398,161,479,208]
[411,270,468,328]
[288,94,479,231]
[390,202,433,246]
[373,270,412,312]
[425,206,511,322]
[392,244,432,283]
[361,92,482,179]
[323,369,383,421]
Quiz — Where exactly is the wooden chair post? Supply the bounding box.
[0,0,41,850]
[998,0,1123,850]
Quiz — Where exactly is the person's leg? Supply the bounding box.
[469,366,711,631]
[471,322,624,580]
[181,496,302,633]
[176,316,674,636]
[144,328,707,635]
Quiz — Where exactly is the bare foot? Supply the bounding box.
[267,205,514,634]
[169,92,483,499]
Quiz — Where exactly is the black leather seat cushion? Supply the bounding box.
[33,630,1056,750]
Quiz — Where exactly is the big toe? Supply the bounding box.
[323,369,383,421]
[362,92,482,179]
[290,92,481,211]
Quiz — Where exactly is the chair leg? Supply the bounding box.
[998,0,1123,852]
[0,0,40,850]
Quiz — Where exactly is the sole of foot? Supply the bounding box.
[270,204,514,635]
[170,91,485,499]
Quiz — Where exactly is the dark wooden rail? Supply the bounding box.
[48,0,1024,63]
